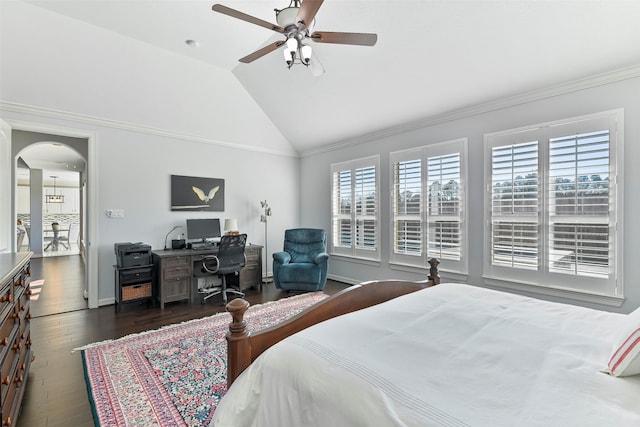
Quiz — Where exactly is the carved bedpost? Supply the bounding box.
[428,258,440,285]
[225,298,251,387]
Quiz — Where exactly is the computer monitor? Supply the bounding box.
[186,218,221,242]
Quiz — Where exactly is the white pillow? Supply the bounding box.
[607,307,640,377]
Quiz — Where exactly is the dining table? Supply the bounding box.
[43,226,69,251]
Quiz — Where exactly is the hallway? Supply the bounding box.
[29,254,87,317]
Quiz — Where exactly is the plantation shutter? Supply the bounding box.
[393,158,422,257]
[546,120,615,288]
[391,139,467,272]
[355,166,377,251]
[490,140,539,271]
[485,111,621,300]
[427,152,463,261]
[332,170,352,249]
[330,156,380,260]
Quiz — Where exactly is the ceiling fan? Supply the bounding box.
[212,0,377,76]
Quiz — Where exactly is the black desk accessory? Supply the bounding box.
[164,225,182,250]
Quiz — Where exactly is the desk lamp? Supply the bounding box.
[163,225,183,250]
[224,218,239,235]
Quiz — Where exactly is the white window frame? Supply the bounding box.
[390,139,468,274]
[483,110,624,305]
[330,155,380,261]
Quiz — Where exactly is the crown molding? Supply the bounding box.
[0,100,299,158]
[301,64,640,157]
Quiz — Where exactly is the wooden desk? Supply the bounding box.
[152,244,263,309]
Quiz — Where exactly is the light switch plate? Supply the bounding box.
[106,209,124,219]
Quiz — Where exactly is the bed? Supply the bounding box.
[212,269,640,426]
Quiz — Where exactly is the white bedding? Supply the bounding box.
[212,283,640,426]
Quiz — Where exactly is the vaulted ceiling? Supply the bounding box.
[17,0,640,155]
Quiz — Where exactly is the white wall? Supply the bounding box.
[0,1,293,155]
[1,109,299,303]
[300,76,640,314]
[0,1,301,304]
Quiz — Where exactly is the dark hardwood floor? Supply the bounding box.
[18,255,349,427]
[29,254,87,318]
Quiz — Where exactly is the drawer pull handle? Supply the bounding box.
[3,416,11,426]
[1,376,10,385]
[0,338,7,346]
[12,342,21,351]
[0,295,12,303]
[25,290,32,296]
[14,375,23,384]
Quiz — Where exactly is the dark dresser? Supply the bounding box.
[0,252,33,427]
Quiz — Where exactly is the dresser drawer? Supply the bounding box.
[0,286,12,325]
[163,277,190,301]
[0,318,18,364]
[0,330,19,404]
[240,266,261,288]
[120,267,153,284]
[1,355,19,427]
[244,250,260,266]
[164,256,191,269]
[163,265,191,280]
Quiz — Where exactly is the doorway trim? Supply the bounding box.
[4,118,99,309]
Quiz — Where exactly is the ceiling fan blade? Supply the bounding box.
[212,4,285,33]
[239,40,286,63]
[295,0,324,27]
[309,53,325,77]
[311,31,377,46]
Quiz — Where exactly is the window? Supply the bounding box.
[330,156,380,260]
[390,139,467,273]
[484,110,623,300]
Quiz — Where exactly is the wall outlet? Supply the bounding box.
[106,209,124,219]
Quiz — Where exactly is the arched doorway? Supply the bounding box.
[1,118,99,309]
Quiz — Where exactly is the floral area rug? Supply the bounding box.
[81,292,328,427]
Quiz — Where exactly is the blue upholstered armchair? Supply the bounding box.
[273,228,329,292]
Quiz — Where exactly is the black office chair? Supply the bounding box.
[199,233,247,304]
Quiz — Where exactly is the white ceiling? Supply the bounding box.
[20,0,640,155]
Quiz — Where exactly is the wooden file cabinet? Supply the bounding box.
[240,245,263,291]
[154,254,192,310]
[0,252,33,427]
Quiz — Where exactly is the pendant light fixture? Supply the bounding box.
[46,175,64,203]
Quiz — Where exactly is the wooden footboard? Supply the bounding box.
[224,258,440,387]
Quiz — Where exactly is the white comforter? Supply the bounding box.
[212,283,640,426]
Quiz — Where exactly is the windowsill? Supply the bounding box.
[482,275,625,307]
[328,253,381,267]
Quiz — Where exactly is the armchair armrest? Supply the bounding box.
[314,252,329,265]
[273,251,291,265]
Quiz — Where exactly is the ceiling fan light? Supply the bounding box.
[301,44,312,64]
[286,37,298,54]
[275,6,299,27]
[283,47,293,67]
